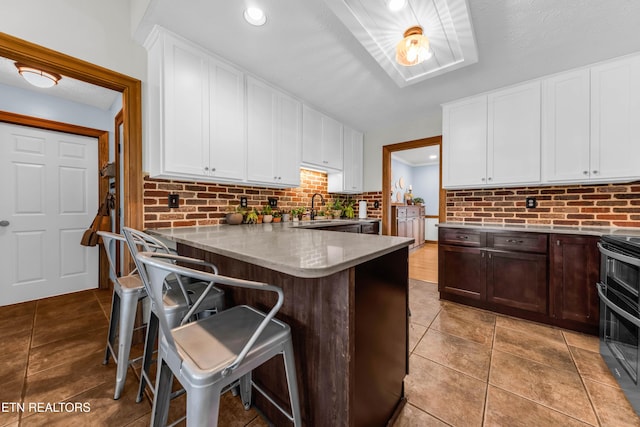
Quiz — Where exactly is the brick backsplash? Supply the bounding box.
[446,182,640,227]
[143,169,382,229]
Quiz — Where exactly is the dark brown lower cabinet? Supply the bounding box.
[439,227,599,335]
[549,234,600,333]
[486,250,547,314]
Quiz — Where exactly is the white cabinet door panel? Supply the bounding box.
[442,96,487,188]
[302,105,323,166]
[542,69,591,182]
[488,82,541,186]
[322,116,343,170]
[591,55,640,180]
[247,78,276,183]
[278,94,302,186]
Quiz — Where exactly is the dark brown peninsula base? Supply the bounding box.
[179,244,409,427]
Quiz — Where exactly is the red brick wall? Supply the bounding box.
[143,169,383,228]
[446,182,640,227]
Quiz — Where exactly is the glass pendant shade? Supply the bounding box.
[15,63,61,88]
[396,26,432,67]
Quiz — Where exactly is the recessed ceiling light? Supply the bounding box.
[387,0,407,12]
[244,7,266,26]
[429,154,438,160]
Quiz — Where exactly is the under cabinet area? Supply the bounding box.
[438,227,600,334]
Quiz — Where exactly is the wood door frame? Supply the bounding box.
[0,31,143,279]
[0,111,111,288]
[382,135,444,236]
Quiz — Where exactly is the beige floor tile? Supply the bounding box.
[563,330,600,353]
[409,283,443,328]
[494,325,576,372]
[393,402,450,427]
[430,304,495,347]
[489,350,597,425]
[583,379,640,427]
[3,328,32,360]
[409,321,427,353]
[495,315,564,341]
[569,345,619,388]
[405,354,486,427]
[0,312,34,336]
[0,350,28,385]
[28,327,108,375]
[414,329,491,381]
[0,380,23,427]
[0,300,36,322]
[484,385,591,427]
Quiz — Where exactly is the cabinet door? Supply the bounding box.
[438,245,486,300]
[397,219,408,239]
[246,77,277,183]
[343,127,363,192]
[549,235,599,329]
[418,216,425,246]
[163,36,209,177]
[488,82,541,186]
[591,55,640,180]
[302,105,323,166]
[210,60,246,180]
[442,96,487,188]
[277,94,302,186]
[322,115,343,170]
[486,250,547,314]
[542,69,591,183]
[426,218,439,242]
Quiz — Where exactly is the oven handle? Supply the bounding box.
[597,242,640,267]
[597,282,640,328]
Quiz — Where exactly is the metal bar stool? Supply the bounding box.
[135,250,302,427]
[122,227,226,404]
[99,231,225,401]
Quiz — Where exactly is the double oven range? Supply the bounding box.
[598,235,640,414]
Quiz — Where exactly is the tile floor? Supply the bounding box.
[2,278,640,426]
[395,278,640,427]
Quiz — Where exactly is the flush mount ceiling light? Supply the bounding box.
[15,62,61,88]
[396,26,432,67]
[387,0,407,12]
[244,7,266,26]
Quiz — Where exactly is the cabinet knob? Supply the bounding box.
[323,160,328,164]
[583,171,588,175]
[592,170,598,175]
[278,176,282,180]
[212,167,216,172]
[506,239,523,244]
[204,166,209,171]
[481,177,486,181]
[487,177,492,181]
[457,235,469,240]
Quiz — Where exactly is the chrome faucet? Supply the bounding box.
[310,193,325,220]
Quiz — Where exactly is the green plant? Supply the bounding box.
[343,199,355,219]
[245,208,259,224]
[262,204,272,215]
[272,210,282,218]
[318,209,326,217]
[413,197,424,205]
[291,207,305,218]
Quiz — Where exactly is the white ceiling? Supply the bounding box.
[134,0,640,132]
[392,145,439,166]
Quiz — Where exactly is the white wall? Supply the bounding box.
[0,0,146,81]
[363,111,442,192]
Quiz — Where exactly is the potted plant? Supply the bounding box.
[281,209,291,222]
[413,197,424,206]
[343,199,355,219]
[329,199,343,219]
[316,209,327,220]
[272,210,282,223]
[245,208,259,224]
[225,205,245,225]
[291,207,304,221]
[262,205,273,223]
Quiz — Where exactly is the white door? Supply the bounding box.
[0,123,99,306]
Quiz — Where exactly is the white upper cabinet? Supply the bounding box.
[247,77,301,187]
[328,126,363,194]
[302,105,343,170]
[487,81,541,186]
[542,69,591,183]
[442,95,487,188]
[145,27,245,182]
[590,55,640,181]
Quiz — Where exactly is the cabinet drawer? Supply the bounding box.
[360,222,379,235]
[396,208,407,219]
[439,229,485,247]
[489,232,547,253]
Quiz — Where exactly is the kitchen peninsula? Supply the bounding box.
[149,222,413,426]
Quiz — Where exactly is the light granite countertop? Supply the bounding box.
[438,222,640,237]
[148,221,411,278]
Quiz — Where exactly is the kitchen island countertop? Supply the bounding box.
[148,221,412,278]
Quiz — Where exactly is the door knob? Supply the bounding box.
[0,220,9,227]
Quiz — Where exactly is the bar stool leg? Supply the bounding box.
[283,339,302,426]
[137,311,159,403]
[104,290,120,365]
[187,383,221,427]
[113,291,138,400]
[151,357,174,427]
[239,372,252,410]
